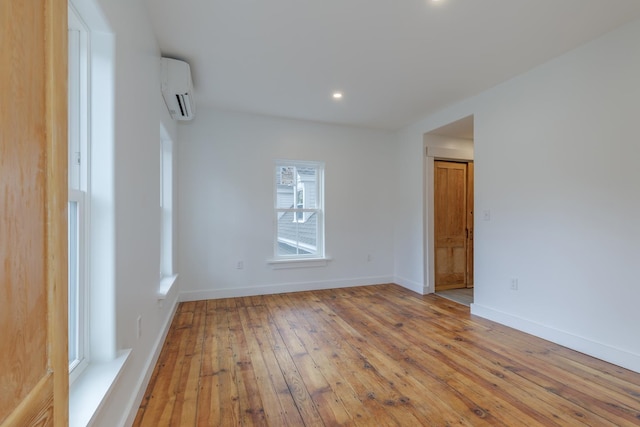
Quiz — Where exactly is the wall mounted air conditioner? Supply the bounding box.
[160,57,196,121]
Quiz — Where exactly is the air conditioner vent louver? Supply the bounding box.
[161,58,196,121]
[175,93,193,118]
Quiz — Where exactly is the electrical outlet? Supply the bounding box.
[510,278,518,290]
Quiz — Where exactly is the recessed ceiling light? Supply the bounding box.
[332,92,343,100]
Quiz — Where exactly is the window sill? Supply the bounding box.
[267,257,331,269]
[69,349,131,427]
[158,274,178,300]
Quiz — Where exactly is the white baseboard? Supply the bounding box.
[471,303,640,374]
[120,296,181,427]
[179,276,394,301]
[393,276,428,295]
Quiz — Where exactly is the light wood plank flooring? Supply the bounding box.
[133,284,640,426]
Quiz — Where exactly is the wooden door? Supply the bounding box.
[0,1,68,426]
[466,162,474,288]
[434,161,473,291]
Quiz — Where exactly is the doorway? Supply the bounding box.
[434,160,474,292]
[424,115,474,306]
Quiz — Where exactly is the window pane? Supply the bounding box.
[297,167,317,209]
[276,166,295,208]
[276,210,318,256]
[276,166,318,207]
[68,201,79,367]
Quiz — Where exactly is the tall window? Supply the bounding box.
[160,133,174,279]
[275,161,324,258]
[68,4,89,381]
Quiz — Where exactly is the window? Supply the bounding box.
[68,1,126,424]
[159,130,176,292]
[69,2,118,378]
[275,161,324,258]
[68,4,89,381]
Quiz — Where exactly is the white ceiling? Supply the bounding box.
[145,0,640,131]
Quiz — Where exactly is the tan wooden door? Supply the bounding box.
[434,161,473,291]
[466,162,474,288]
[0,0,68,425]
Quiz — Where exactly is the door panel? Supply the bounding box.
[0,0,68,425]
[434,161,469,291]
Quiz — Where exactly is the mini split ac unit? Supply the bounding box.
[160,57,196,121]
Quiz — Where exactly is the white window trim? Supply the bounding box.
[68,0,127,425]
[158,126,178,300]
[267,256,332,269]
[68,4,90,384]
[69,350,130,427]
[68,190,89,384]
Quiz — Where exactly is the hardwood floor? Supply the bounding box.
[133,284,640,426]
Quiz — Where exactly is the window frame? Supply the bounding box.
[68,2,128,424]
[68,3,90,383]
[158,129,178,298]
[160,135,173,278]
[273,160,325,260]
[67,190,86,376]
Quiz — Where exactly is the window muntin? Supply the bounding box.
[275,161,324,258]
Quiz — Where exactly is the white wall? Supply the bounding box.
[178,109,395,300]
[392,125,426,293]
[395,18,640,372]
[80,0,181,425]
